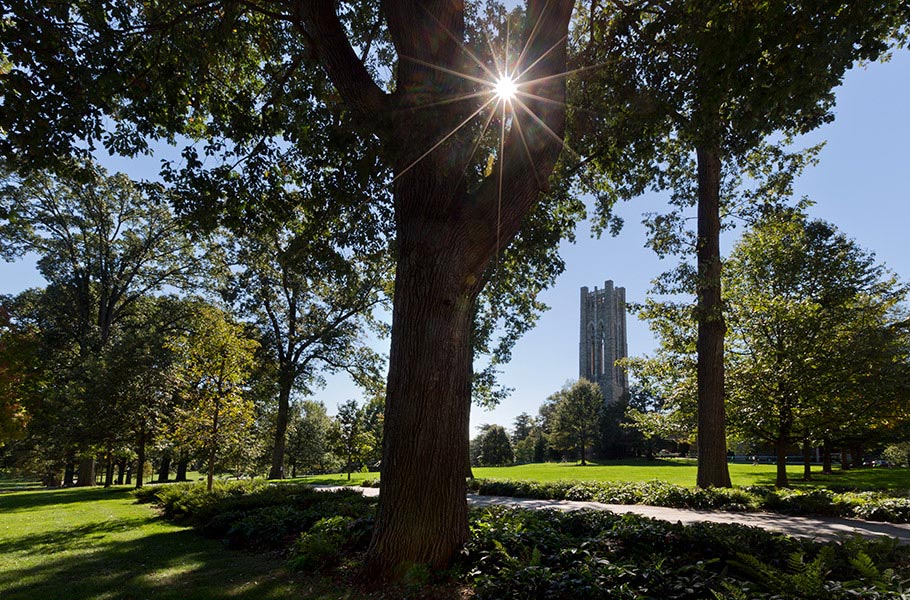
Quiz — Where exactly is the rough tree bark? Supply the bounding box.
[695,146,732,489]
[301,0,574,577]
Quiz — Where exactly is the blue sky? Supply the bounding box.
[2,51,908,435]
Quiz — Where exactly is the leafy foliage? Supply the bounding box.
[548,379,604,465]
[724,206,910,486]
[461,507,910,599]
[168,304,259,490]
[137,478,910,596]
[471,424,514,467]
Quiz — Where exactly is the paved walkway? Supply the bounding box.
[317,485,910,544]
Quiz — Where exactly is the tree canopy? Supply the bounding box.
[725,205,910,486]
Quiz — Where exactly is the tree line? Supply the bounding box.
[630,205,910,487]
[0,164,386,490]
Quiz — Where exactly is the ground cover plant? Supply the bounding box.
[140,481,910,599]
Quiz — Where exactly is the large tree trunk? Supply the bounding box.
[157,451,171,483]
[364,227,477,576]
[75,457,95,487]
[695,146,732,489]
[175,452,189,482]
[304,0,574,579]
[268,368,295,479]
[63,460,75,487]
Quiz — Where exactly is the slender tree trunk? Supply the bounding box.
[157,452,171,483]
[841,448,852,470]
[802,441,812,481]
[116,457,126,485]
[104,447,114,488]
[775,439,790,488]
[207,401,220,492]
[775,422,791,488]
[75,457,95,487]
[268,369,295,479]
[852,446,864,469]
[135,424,146,489]
[695,146,732,488]
[175,453,189,482]
[822,443,833,474]
[125,462,132,485]
[207,447,216,491]
[63,460,75,487]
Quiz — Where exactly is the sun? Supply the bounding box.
[494,74,518,102]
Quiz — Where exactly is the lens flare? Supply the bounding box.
[494,75,518,101]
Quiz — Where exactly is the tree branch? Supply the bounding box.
[297,0,389,116]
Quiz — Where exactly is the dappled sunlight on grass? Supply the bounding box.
[0,486,306,600]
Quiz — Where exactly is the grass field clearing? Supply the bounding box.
[0,485,345,600]
[301,459,910,490]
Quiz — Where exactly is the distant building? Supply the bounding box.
[579,281,629,404]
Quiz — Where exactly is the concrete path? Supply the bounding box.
[316,485,910,544]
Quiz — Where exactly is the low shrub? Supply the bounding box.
[135,477,910,597]
[136,480,377,552]
[287,514,374,571]
[460,507,910,599]
[464,478,910,523]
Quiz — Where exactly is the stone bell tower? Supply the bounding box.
[579,281,629,404]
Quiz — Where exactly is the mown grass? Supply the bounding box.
[0,485,355,600]
[300,459,910,491]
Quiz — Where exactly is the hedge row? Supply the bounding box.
[360,477,910,523]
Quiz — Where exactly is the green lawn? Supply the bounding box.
[0,485,348,600]
[300,459,910,491]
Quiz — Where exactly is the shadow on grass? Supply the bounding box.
[0,516,155,556]
[0,486,135,513]
[0,526,305,600]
